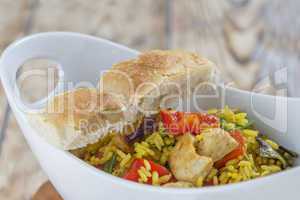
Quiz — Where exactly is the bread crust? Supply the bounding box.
[28,88,127,149]
[100,50,217,113]
[29,50,217,150]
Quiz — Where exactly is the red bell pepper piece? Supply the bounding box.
[123,159,171,184]
[204,179,214,186]
[160,110,220,135]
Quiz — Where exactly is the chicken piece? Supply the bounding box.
[169,134,213,184]
[163,181,194,188]
[196,128,238,162]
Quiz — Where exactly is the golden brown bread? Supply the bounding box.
[29,50,218,150]
[28,88,128,150]
[100,50,217,114]
[43,88,123,130]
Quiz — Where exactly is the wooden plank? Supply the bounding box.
[0,0,36,152]
[0,0,31,123]
[172,0,300,94]
[32,181,62,200]
[0,114,47,200]
[172,0,264,89]
[30,0,166,50]
[0,1,44,198]
[0,0,33,167]
[0,0,30,51]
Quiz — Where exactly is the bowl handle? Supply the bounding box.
[0,32,139,113]
[0,33,67,113]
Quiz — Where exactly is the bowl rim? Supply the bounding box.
[226,85,300,101]
[2,32,299,194]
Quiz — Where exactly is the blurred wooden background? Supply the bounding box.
[0,0,299,199]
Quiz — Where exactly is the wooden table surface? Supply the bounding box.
[0,0,299,199]
[32,182,62,200]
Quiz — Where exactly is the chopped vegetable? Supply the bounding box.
[125,116,157,143]
[265,139,279,150]
[125,124,144,143]
[160,110,219,135]
[221,106,236,122]
[256,137,287,168]
[243,129,259,138]
[278,145,298,167]
[239,120,254,129]
[103,153,117,174]
[111,135,132,153]
[235,113,248,127]
[279,145,298,158]
[123,159,171,184]
[144,116,157,133]
[214,130,245,169]
[221,119,236,131]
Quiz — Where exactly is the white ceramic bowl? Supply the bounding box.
[1,32,300,200]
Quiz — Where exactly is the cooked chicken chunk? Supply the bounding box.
[196,128,238,162]
[169,134,213,184]
[163,181,194,188]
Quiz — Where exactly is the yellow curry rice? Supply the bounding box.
[71,106,298,188]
